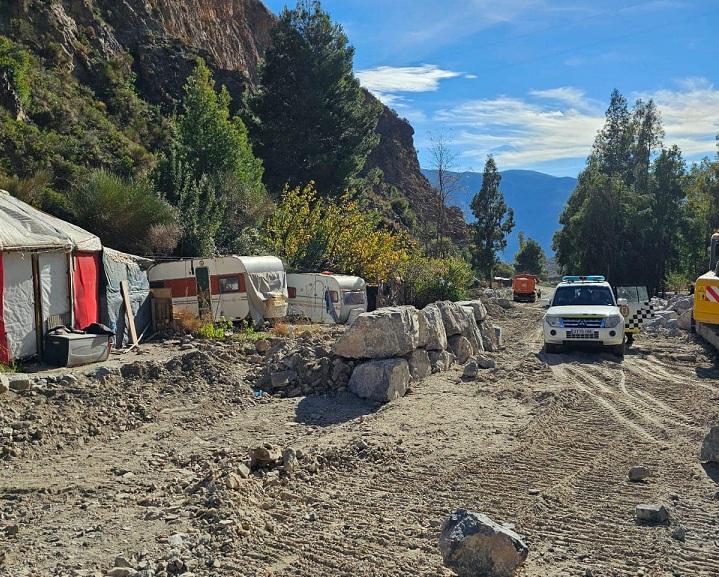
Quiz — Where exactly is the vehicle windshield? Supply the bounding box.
[552,285,615,307]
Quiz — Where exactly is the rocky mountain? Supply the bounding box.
[0,0,452,239]
[422,169,577,258]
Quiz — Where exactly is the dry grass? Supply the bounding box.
[174,309,202,334]
[271,322,291,337]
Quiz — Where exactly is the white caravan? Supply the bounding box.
[287,272,367,324]
[148,256,288,324]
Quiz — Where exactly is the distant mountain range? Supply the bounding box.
[422,169,577,260]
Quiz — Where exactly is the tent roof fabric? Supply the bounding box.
[0,190,102,252]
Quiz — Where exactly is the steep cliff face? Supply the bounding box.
[3,0,274,109]
[367,107,468,243]
[1,0,456,237]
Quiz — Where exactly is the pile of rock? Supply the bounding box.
[249,329,356,397]
[644,294,693,335]
[334,300,497,403]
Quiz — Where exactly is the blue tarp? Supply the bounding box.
[101,248,151,348]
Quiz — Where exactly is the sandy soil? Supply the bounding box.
[1,303,718,577]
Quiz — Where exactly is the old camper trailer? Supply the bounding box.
[148,256,288,324]
[287,272,366,324]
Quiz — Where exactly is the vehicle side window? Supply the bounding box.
[218,276,241,294]
[288,286,297,299]
[329,290,339,303]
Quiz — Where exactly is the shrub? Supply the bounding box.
[68,169,179,255]
[263,183,410,282]
[401,255,474,308]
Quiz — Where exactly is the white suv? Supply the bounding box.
[543,276,627,358]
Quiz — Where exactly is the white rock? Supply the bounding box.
[407,349,432,381]
[429,350,455,373]
[677,309,692,331]
[348,358,410,403]
[0,375,8,394]
[420,304,448,351]
[635,504,669,525]
[456,300,488,322]
[448,335,472,364]
[334,306,420,359]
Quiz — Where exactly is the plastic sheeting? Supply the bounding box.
[39,251,70,326]
[73,252,100,330]
[245,270,286,325]
[101,248,151,347]
[3,252,37,360]
[0,190,101,252]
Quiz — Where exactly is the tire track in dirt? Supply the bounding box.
[556,364,659,443]
[582,364,701,433]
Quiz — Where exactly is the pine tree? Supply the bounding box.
[470,156,515,281]
[155,59,267,256]
[250,0,381,197]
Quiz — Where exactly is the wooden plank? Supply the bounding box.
[120,280,139,345]
[31,253,44,358]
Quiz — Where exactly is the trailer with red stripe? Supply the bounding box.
[148,256,288,325]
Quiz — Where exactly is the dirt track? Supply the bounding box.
[2,303,719,577]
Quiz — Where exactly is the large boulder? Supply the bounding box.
[437,301,472,337]
[348,358,410,403]
[700,426,719,463]
[677,309,692,331]
[448,335,472,364]
[420,304,448,351]
[456,300,488,323]
[334,306,420,359]
[439,509,529,577]
[429,350,455,373]
[479,321,499,352]
[407,349,432,381]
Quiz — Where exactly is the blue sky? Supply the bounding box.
[264,0,719,177]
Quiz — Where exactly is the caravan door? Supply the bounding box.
[195,266,212,321]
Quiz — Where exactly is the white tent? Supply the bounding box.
[0,190,102,363]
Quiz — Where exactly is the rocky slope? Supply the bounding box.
[1,0,451,237]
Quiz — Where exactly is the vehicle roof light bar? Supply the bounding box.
[562,275,606,282]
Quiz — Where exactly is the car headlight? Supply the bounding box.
[604,315,622,328]
[545,315,562,327]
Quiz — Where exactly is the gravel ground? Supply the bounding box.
[1,303,718,577]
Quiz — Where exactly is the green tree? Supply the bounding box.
[514,233,547,277]
[250,0,381,197]
[155,59,268,256]
[470,156,515,280]
[553,89,674,292]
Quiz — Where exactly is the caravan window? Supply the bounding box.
[288,287,297,299]
[343,290,365,305]
[329,290,339,303]
[218,275,241,294]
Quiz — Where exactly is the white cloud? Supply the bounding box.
[529,86,594,110]
[435,83,719,169]
[356,64,465,106]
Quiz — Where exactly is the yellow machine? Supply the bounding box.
[694,233,719,347]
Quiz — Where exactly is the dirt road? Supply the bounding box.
[2,303,718,577]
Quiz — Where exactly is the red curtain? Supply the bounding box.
[73,252,100,330]
[0,254,7,364]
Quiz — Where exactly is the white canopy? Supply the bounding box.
[0,190,102,252]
